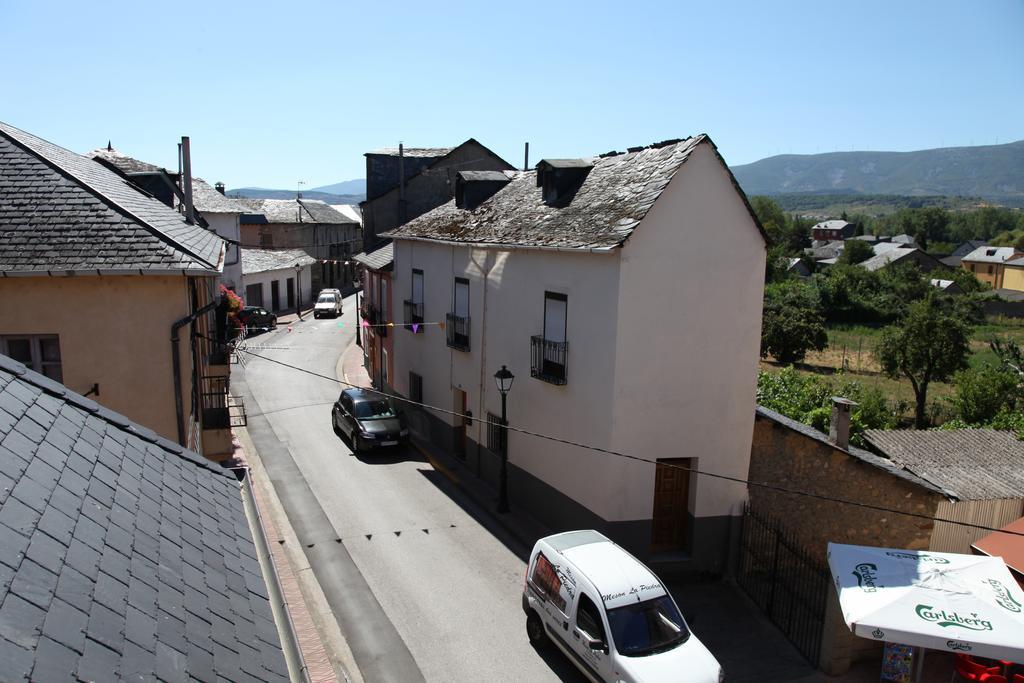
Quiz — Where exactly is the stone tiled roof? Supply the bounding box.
[859,247,919,271]
[329,204,362,225]
[192,178,245,214]
[366,147,453,158]
[241,199,354,225]
[352,242,393,271]
[0,122,223,274]
[241,248,316,275]
[86,146,165,175]
[0,353,289,682]
[385,136,764,250]
[755,407,948,496]
[862,429,1024,500]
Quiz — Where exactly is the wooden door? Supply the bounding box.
[453,389,467,459]
[651,458,691,553]
[271,280,281,312]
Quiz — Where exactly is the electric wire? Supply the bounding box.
[223,335,1024,540]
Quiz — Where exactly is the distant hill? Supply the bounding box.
[227,187,364,205]
[310,179,365,195]
[731,140,1024,202]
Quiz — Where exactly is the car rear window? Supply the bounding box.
[530,552,570,613]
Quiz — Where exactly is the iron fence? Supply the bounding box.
[530,336,568,385]
[446,313,471,351]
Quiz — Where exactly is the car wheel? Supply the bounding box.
[526,611,547,649]
[352,433,364,455]
[270,317,278,329]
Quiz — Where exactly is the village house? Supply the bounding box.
[961,245,1023,289]
[383,135,767,573]
[352,242,394,389]
[190,178,244,291]
[0,353,294,681]
[1001,254,1024,291]
[748,405,1024,673]
[940,239,989,268]
[811,219,857,242]
[857,243,947,272]
[359,140,514,252]
[0,121,234,459]
[240,248,316,314]
[240,199,361,294]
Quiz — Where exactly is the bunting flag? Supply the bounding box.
[411,323,419,333]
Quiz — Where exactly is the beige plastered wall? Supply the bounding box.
[1002,264,1024,291]
[0,275,190,442]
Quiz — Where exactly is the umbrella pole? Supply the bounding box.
[912,647,925,683]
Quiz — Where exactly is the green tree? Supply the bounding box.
[750,196,788,245]
[953,364,1020,425]
[839,239,874,265]
[875,293,974,428]
[760,282,828,364]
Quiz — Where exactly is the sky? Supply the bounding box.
[2,0,1022,189]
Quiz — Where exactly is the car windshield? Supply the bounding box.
[317,295,336,304]
[354,399,396,419]
[606,595,689,657]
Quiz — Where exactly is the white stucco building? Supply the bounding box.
[384,135,767,572]
[192,178,245,291]
[240,248,315,313]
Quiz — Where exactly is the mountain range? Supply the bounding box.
[730,140,1024,202]
[226,187,364,205]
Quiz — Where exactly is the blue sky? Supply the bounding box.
[2,0,1022,189]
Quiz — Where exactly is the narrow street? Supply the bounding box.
[233,293,580,682]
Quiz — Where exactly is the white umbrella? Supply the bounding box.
[828,543,1024,662]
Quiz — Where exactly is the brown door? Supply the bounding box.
[651,458,691,553]
[453,389,467,459]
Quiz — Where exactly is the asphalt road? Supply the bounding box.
[235,295,581,682]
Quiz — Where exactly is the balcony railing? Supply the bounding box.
[531,336,568,385]
[404,300,424,332]
[360,302,379,325]
[200,375,231,428]
[446,313,470,351]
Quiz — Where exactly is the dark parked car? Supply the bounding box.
[236,306,277,333]
[332,388,409,454]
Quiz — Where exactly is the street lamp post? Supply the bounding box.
[295,264,303,320]
[494,365,514,513]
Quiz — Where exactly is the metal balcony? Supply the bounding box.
[446,313,470,351]
[530,336,568,385]
[404,300,424,332]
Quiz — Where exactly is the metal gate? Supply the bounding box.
[736,504,830,666]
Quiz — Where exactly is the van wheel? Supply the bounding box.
[526,611,547,649]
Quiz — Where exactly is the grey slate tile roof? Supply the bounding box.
[385,135,765,250]
[352,242,393,271]
[192,178,245,215]
[86,146,165,175]
[0,122,223,275]
[859,247,919,271]
[241,248,316,275]
[241,198,355,225]
[862,429,1024,500]
[755,407,947,496]
[963,246,1020,264]
[366,147,453,158]
[0,353,288,682]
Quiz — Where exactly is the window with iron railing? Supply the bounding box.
[404,300,424,331]
[446,314,470,351]
[200,375,231,428]
[531,291,568,384]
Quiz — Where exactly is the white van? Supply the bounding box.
[313,289,343,318]
[523,530,723,683]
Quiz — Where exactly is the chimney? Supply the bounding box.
[524,141,529,171]
[215,182,225,195]
[398,142,406,224]
[180,136,195,225]
[829,397,858,450]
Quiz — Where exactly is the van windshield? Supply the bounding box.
[317,295,336,304]
[606,595,689,657]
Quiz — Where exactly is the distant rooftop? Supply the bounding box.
[962,246,1020,264]
[352,242,393,271]
[366,147,453,158]
[241,247,316,275]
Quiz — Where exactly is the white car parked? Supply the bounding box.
[523,530,723,683]
[313,290,343,318]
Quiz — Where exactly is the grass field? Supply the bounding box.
[759,316,1024,425]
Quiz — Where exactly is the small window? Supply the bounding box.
[1,335,62,382]
[412,269,424,305]
[988,265,994,275]
[544,292,567,343]
[530,552,567,613]
[409,372,423,403]
[577,593,607,644]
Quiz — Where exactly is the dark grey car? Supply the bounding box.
[332,388,409,454]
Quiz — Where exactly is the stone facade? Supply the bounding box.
[748,408,946,673]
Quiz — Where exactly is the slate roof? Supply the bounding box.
[812,219,852,232]
[458,170,515,182]
[241,248,316,275]
[329,204,362,225]
[384,135,765,250]
[192,178,245,215]
[0,122,223,275]
[352,242,393,272]
[859,247,920,271]
[0,353,289,682]
[962,246,1020,264]
[755,407,947,496]
[366,147,453,158]
[862,429,1024,501]
[87,146,165,175]
[240,199,355,225]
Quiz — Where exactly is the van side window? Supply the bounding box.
[531,553,567,612]
[577,593,606,643]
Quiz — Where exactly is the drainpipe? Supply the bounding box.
[234,467,310,683]
[171,300,218,446]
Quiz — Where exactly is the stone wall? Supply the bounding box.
[748,410,945,673]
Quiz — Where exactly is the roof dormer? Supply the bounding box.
[535,158,594,205]
[455,171,512,211]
